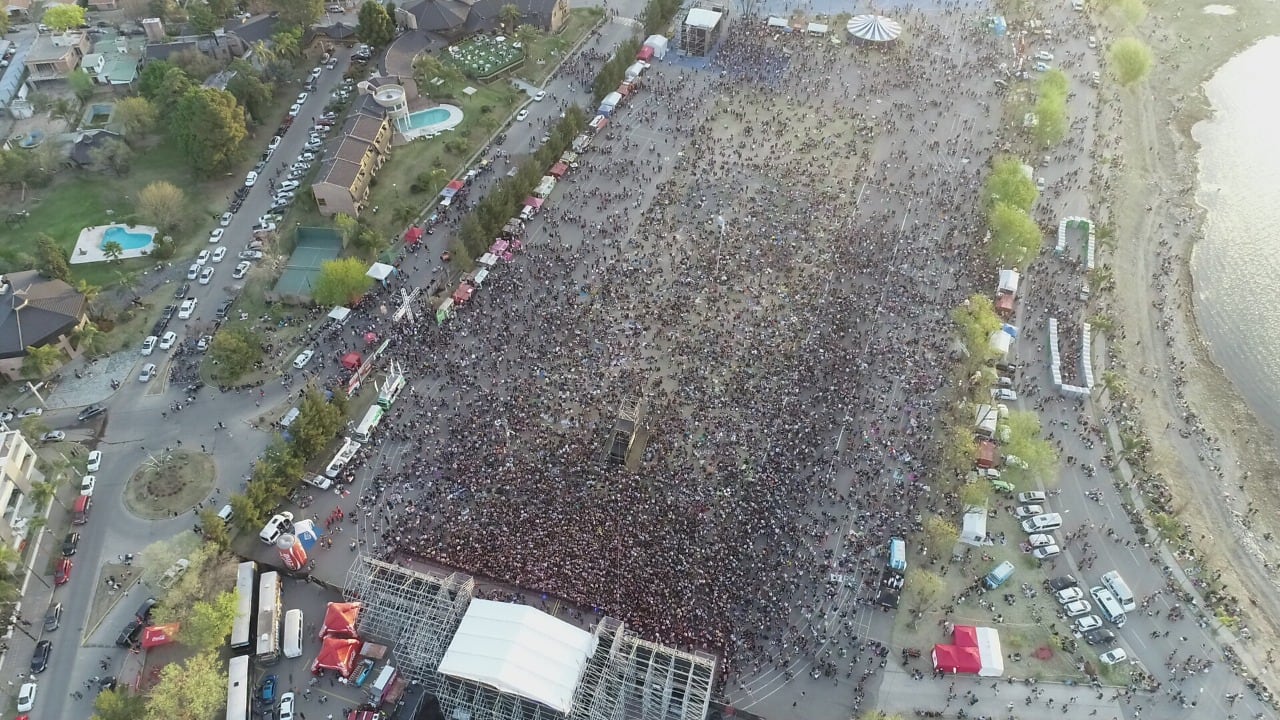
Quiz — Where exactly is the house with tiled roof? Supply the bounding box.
[0,271,89,381]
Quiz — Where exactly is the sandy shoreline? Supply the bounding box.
[1104,1,1280,669]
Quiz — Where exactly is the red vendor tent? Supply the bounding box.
[976,440,997,469]
[932,643,982,674]
[636,45,654,61]
[141,623,180,649]
[452,283,475,305]
[313,637,361,677]
[404,226,424,245]
[548,162,568,178]
[341,352,362,370]
[320,601,362,639]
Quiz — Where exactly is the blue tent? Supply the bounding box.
[991,16,1008,36]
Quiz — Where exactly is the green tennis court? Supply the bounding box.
[273,228,343,297]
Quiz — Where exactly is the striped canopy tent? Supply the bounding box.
[847,15,902,42]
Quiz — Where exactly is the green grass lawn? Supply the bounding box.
[447,36,525,78]
[517,8,603,86]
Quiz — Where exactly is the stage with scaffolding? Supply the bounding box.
[344,557,717,720]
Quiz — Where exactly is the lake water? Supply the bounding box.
[1191,36,1280,432]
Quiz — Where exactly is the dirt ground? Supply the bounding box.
[123,450,217,519]
[1101,0,1280,673]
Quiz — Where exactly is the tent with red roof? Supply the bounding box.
[320,601,362,639]
[313,637,361,677]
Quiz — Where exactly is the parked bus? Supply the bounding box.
[283,608,304,659]
[1089,585,1127,627]
[230,561,256,652]
[1100,570,1137,612]
[227,655,250,720]
[352,406,384,443]
[255,571,282,664]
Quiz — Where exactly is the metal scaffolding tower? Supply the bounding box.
[344,557,474,685]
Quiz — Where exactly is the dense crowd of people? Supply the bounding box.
[297,14,1020,700]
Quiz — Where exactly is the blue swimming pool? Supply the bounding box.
[402,108,450,130]
[102,225,154,250]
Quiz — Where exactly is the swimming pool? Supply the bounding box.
[402,108,451,130]
[102,225,155,250]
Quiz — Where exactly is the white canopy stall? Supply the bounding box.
[437,599,596,713]
[643,34,668,58]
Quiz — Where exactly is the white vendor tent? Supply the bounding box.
[988,329,1012,355]
[366,262,396,282]
[437,599,596,713]
[766,16,788,29]
[807,22,829,35]
[643,34,669,58]
[959,506,988,546]
[328,306,351,323]
[625,61,647,80]
[997,269,1020,296]
[685,7,722,29]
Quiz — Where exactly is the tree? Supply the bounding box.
[209,326,264,381]
[42,4,86,31]
[270,27,304,58]
[1001,411,1059,482]
[951,294,1002,359]
[68,69,95,105]
[113,96,158,142]
[959,481,992,507]
[22,344,63,379]
[515,24,541,55]
[1109,37,1154,86]
[72,322,108,356]
[49,97,79,124]
[225,63,274,124]
[334,213,359,246]
[987,201,1042,268]
[356,0,395,47]
[145,650,227,720]
[179,591,239,650]
[269,0,322,29]
[228,493,267,534]
[137,181,188,234]
[984,156,1038,212]
[102,240,124,262]
[0,12,9,36]
[921,515,958,558]
[138,61,177,102]
[172,87,248,175]
[903,568,945,627]
[197,507,230,551]
[186,2,221,33]
[35,233,71,281]
[290,388,345,459]
[498,3,521,31]
[88,138,133,176]
[94,688,149,720]
[312,257,373,306]
[1032,94,1068,147]
[1106,0,1147,25]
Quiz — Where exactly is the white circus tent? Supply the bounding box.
[847,14,902,42]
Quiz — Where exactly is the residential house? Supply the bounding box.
[143,15,278,65]
[68,129,124,167]
[397,0,570,36]
[0,427,43,549]
[24,31,91,83]
[311,112,392,217]
[0,271,89,382]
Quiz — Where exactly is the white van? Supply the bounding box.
[283,608,304,658]
[1100,570,1137,612]
[1090,585,1127,627]
[1020,512,1063,533]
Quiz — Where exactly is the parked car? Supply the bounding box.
[1084,628,1117,646]
[1073,615,1102,633]
[61,531,80,556]
[1014,504,1044,518]
[186,264,200,280]
[516,109,529,121]
[293,349,315,368]
[199,267,215,285]
[30,640,51,674]
[220,212,234,226]
[116,619,143,648]
[159,558,190,589]
[1099,648,1129,665]
[1034,51,1054,61]
[179,298,198,319]
[269,135,282,151]
[17,681,36,711]
[533,90,546,101]
[54,557,72,585]
[1027,533,1055,549]
[78,404,105,422]
[280,692,296,720]
[216,300,234,320]
[197,335,213,351]
[139,363,157,382]
[233,261,252,280]
[43,602,62,632]
[279,180,300,193]
[1017,491,1047,503]
[196,249,211,266]
[296,92,309,104]
[1055,587,1084,604]
[245,171,259,187]
[209,228,224,243]
[86,450,102,472]
[288,103,302,117]
[160,331,178,350]
[212,246,227,263]
[260,675,277,702]
[1032,544,1062,560]
[40,431,65,443]
[80,475,95,496]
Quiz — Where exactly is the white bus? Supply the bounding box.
[230,561,256,651]
[227,655,250,720]
[352,406,384,443]
[283,608,304,659]
[1101,570,1137,612]
[255,571,282,664]
[1090,585,1127,627]
[377,373,406,409]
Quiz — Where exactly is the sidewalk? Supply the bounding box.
[0,493,59,705]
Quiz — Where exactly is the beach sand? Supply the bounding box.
[1104,0,1280,661]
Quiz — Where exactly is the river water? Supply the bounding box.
[1190,35,1280,433]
